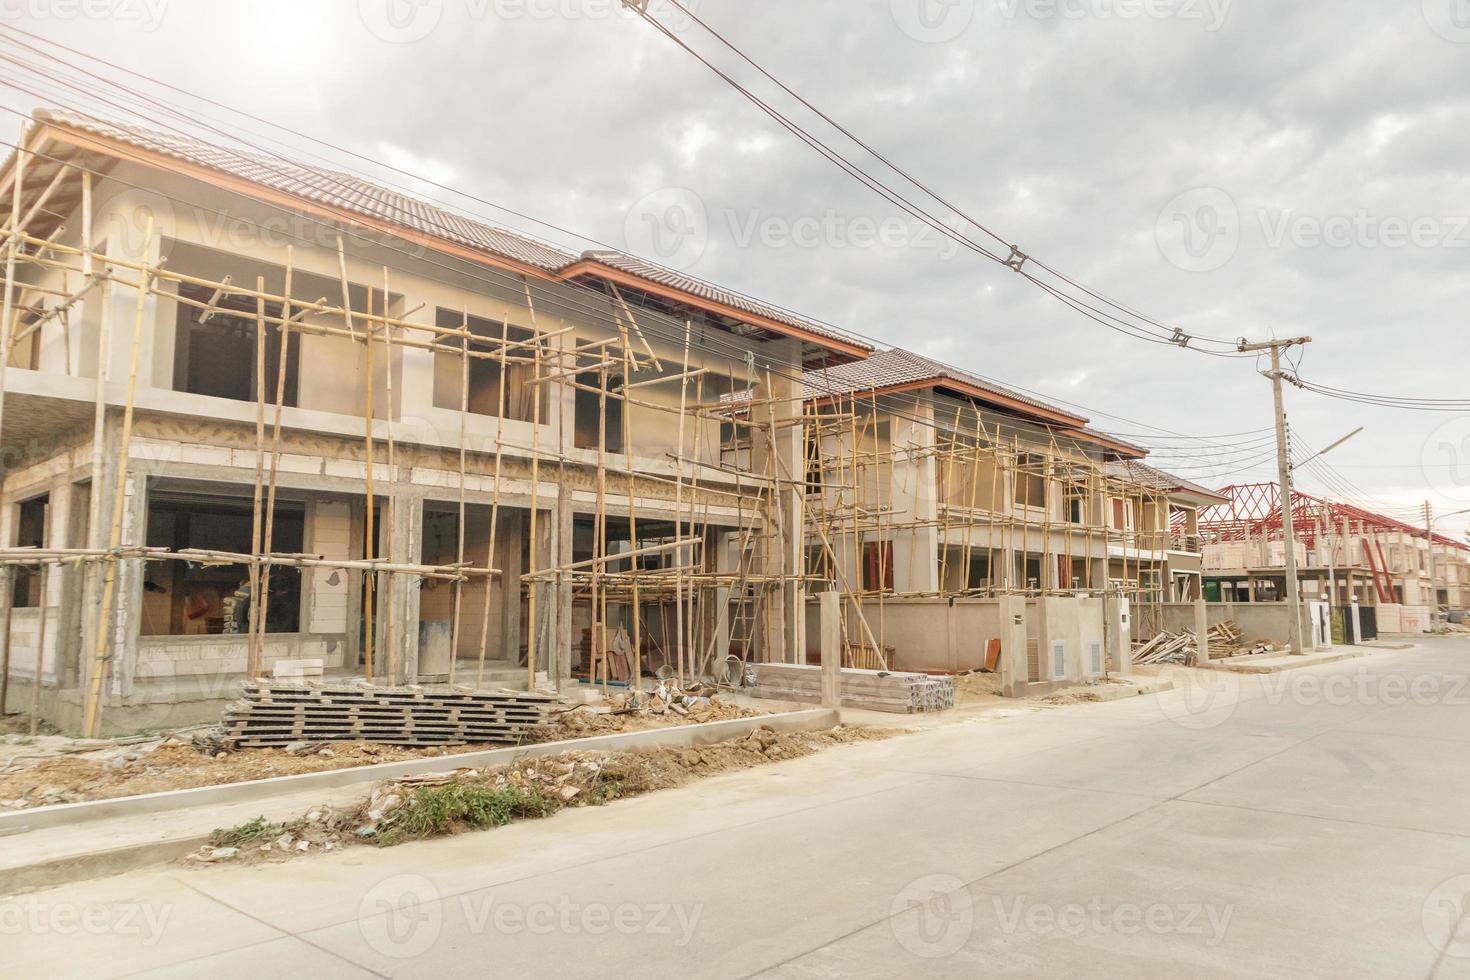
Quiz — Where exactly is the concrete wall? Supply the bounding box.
[1157,601,1311,647]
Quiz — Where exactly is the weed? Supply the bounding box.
[209,815,283,848]
[378,782,558,845]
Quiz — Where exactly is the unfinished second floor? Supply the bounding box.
[0,110,870,492]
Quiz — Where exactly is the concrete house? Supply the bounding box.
[0,110,875,732]
[795,348,1193,693]
[1104,459,1229,639]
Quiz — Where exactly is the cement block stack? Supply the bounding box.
[753,663,955,713]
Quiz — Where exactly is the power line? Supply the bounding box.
[627,3,1255,360]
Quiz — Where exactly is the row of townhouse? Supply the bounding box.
[0,109,1215,732]
[790,351,1225,691]
[1198,484,1470,635]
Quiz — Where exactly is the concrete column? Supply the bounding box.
[500,510,524,665]
[382,490,424,685]
[819,591,840,709]
[890,394,939,594]
[552,494,574,683]
[1106,588,1131,677]
[1194,597,1210,663]
[750,338,804,663]
[99,199,165,389]
[998,595,1029,697]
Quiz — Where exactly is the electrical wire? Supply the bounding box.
[0,48,1299,474]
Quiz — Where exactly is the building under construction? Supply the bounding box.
[0,109,1204,733]
[1198,482,1470,636]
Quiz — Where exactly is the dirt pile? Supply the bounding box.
[953,671,1003,702]
[192,723,895,865]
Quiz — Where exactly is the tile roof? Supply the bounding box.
[38,109,580,272]
[1107,459,1228,502]
[36,110,870,353]
[801,347,1085,424]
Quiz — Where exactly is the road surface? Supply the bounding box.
[6,637,1470,978]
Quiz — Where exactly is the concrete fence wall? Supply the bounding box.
[804,597,1008,674]
[1156,601,1311,647]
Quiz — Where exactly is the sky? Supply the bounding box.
[5,0,1469,536]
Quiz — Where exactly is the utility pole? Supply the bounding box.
[1425,501,1436,621]
[1238,335,1312,655]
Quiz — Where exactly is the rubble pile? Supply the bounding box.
[190,724,893,863]
[534,682,762,740]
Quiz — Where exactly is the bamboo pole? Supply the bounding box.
[525,278,543,691]
[81,215,152,739]
[339,236,374,682]
[254,250,292,673]
[0,134,22,713]
[474,318,510,688]
[0,569,10,716]
[448,306,469,687]
[623,345,640,690]
[673,319,691,685]
[247,278,267,676]
[379,276,399,683]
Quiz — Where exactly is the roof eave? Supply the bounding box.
[558,258,871,362]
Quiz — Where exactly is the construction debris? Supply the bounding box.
[534,684,761,740]
[1131,620,1274,665]
[751,663,955,713]
[221,683,563,747]
[192,723,896,864]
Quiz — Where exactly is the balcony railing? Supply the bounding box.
[1169,531,1203,554]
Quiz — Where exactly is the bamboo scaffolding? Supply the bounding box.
[0,182,1181,742]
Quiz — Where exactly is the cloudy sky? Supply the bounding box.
[7,0,1470,534]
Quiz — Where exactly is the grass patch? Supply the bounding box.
[208,815,284,849]
[377,783,558,846]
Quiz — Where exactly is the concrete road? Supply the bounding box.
[7,638,1470,979]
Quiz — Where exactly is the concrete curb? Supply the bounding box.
[1197,650,1367,674]
[6,837,210,896]
[0,709,840,835]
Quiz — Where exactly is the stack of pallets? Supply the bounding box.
[753,663,955,714]
[222,683,562,747]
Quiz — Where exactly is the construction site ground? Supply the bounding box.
[1,666,1177,894]
[0,693,764,811]
[13,638,1470,977]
